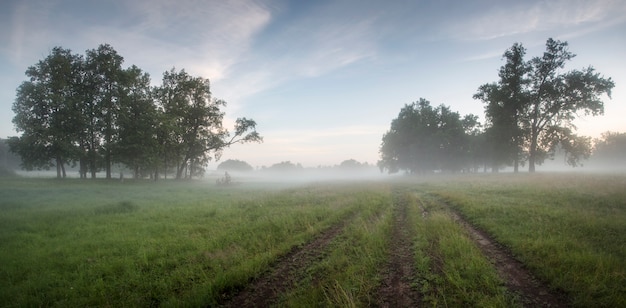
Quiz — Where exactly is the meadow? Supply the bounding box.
[0,173,624,307]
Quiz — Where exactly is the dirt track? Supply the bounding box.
[375,191,421,307]
[219,216,351,307]
[446,206,570,307]
[219,190,570,307]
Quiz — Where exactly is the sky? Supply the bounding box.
[1,0,625,169]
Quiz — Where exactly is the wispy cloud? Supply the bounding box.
[117,0,273,81]
[214,2,383,111]
[3,1,60,64]
[451,0,626,41]
[3,0,272,83]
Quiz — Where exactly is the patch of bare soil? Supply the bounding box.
[447,209,570,307]
[375,193,421,307]
[218,216,351,307]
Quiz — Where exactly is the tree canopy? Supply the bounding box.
[591,131,626,169]
[474,38,614,172]
[217,159,254,172]
[10,45,262,179]
[378,98,480,174]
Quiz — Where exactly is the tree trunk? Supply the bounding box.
[61,161,66,178]
[106,153,111,179]
[529,133,538,173]
[176,161,185,179]
[89,135,97,179]
[56,158,62,178]
[90,149,97,179]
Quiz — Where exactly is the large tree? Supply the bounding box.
[476,38,614,172]
[115,65,158,179]
[525,39,614,171]
[474,43,530,172]
[156,68,262,179]
[378,98,479,174]
[84,44,125,179]
[10,47,84,178]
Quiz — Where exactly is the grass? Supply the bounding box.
[406,189,517,307]
[279,183,393,307]
[1,174,624,307]
[424,173,626,307]
[0,178,363,306]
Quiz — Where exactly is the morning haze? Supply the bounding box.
[0,1,625,307]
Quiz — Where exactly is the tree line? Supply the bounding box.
[379,38,615,174]
[9,44,262,179]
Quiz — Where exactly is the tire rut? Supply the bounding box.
[218,214,353,307]
[375,192,421,307]
[445,205,570,307]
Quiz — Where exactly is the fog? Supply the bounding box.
[207,166,390,187]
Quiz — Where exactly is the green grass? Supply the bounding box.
[424,173,626,307]
[0,179,364,306]
[407,189,517,307]
[279,183,393,307]
[1,174,624,307]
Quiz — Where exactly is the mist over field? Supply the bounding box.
[1,1,625,305]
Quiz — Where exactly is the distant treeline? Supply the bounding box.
[216,159,373,173]
[8,44,262,179]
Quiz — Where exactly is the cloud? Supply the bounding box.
[117,0,272,81]
[212,2,383,111]
[2,1,59,64]
[2,0,272,83]
[451,0,626,41]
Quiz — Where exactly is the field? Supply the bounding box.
[0,174,624,307]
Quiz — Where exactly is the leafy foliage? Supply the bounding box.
[10,45,262,179]
[591,131,626,169]
[475,38,615,172]
[217,159,254,172]
[11,47,84,177]
[474,43,530,172]
[378,98,480,174]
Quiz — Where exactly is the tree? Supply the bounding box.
[10,47,84,178]
[0,138,22,171]
[156,68,262,179]
[266,161,303,172]
[525,39,614,171]
[474,43,530,172]
[217,159,254,172]
[476,38,615,172]
[591,131,626,169]
[338,159,364,169]
[378,98,479,174]
[84,44,125,179]
[115,65,158,179]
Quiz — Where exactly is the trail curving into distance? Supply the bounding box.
[218,215,353,307]
[446,206,570,307]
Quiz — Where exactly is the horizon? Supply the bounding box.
[1,0,625,168]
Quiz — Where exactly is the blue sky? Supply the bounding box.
[1,0,625,168]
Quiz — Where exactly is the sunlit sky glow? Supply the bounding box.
[1,0,625,168]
